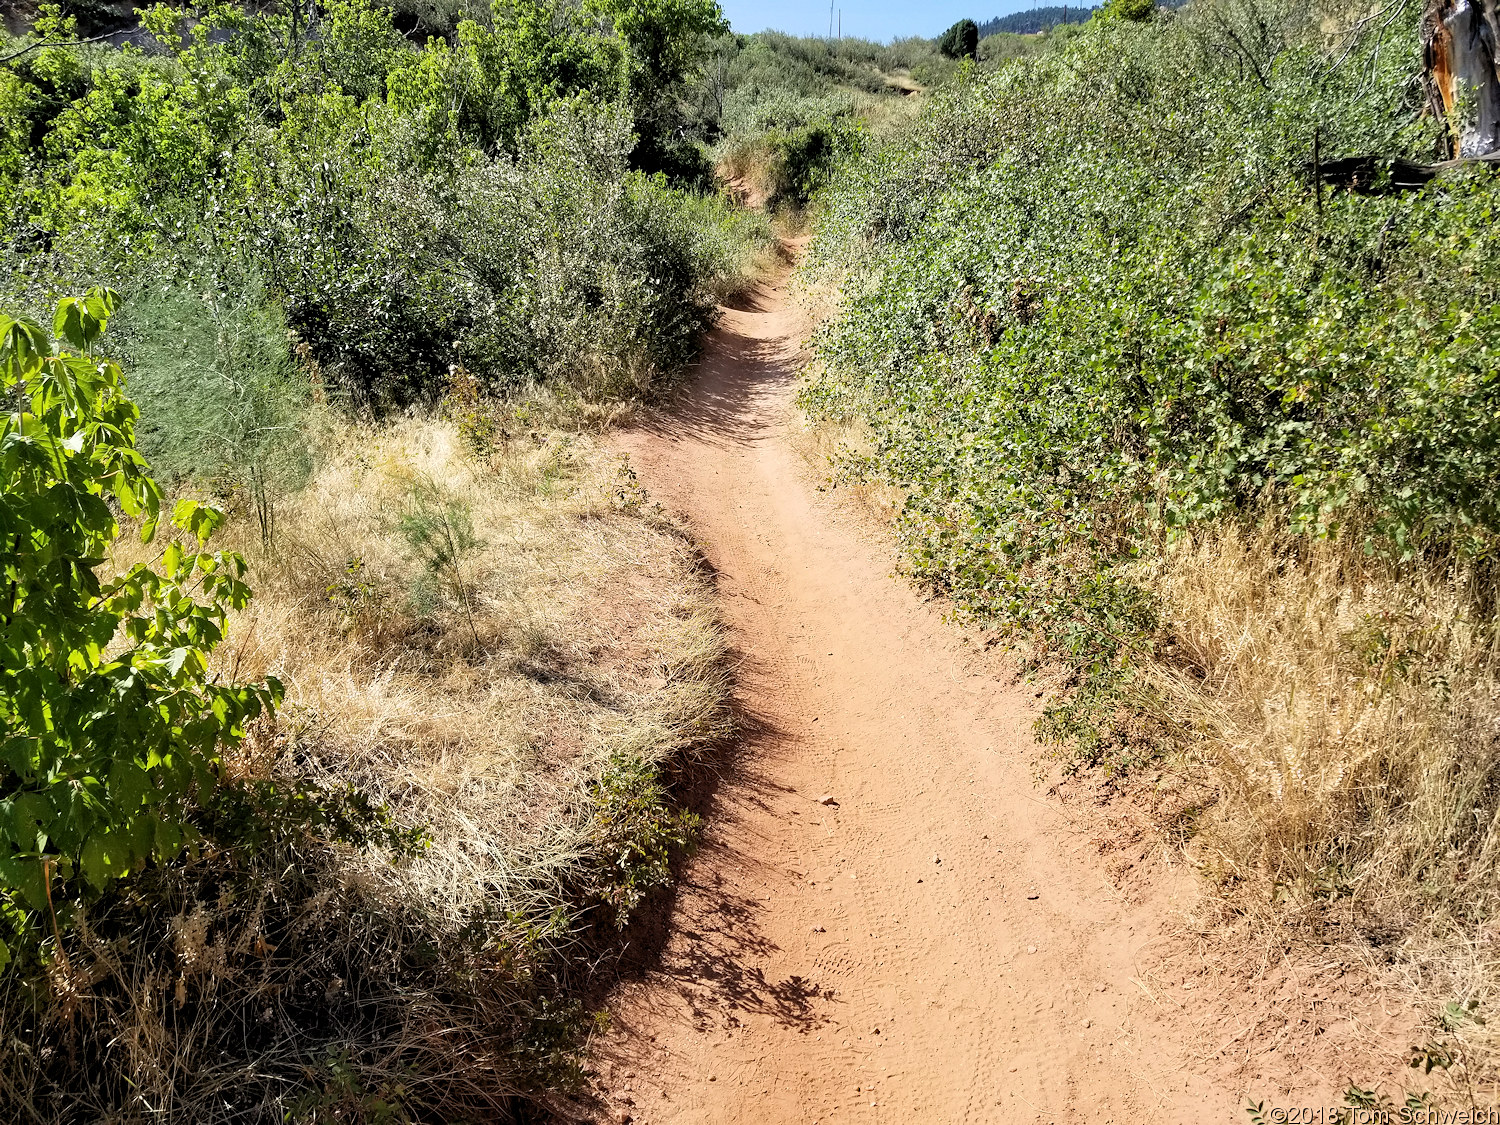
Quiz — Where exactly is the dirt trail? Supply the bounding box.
[588,265,1242,1122]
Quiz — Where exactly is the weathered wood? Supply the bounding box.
[1421,0,1500,157]
[1310,151,1500,194]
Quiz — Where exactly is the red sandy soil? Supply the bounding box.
[572,260,1427,1124]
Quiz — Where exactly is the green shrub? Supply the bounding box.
[0,290,280,968]
[114,283,312,498]
[686,28,960,152]
[714,89,863,209]
[648,179,778,299]
[977,32,1053,64]
[802,0,1498,751]
[1100,0,1155,20]
[763,119,855,206]
[0,0,755,413]
[234,96,723,406]
[720,31,940,97]
[399,477,483,644]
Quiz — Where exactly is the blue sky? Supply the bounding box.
[720,0,1039,41]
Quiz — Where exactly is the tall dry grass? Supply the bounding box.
[1150,528,1500,908]
[0,416,730,1123]
[1142,525,1500,1075]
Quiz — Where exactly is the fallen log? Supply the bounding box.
[1309,150,1500,193]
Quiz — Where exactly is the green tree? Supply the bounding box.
[938,18,979,59]
[592,0,726,101]
[589,0,727,174]
[457,0,627,153]
[0,290,280,969]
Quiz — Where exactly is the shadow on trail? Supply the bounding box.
[545,648,825,1120]
[629,314,799,448]
[542,281,823,1122]
[591,292,819,1032]
[602,649,826,1029]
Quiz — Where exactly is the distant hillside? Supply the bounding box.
[976,5,1096,35]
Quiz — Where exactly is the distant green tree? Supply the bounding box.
[938,18,979,59]
[590,0,729,176]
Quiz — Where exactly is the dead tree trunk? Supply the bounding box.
[1422,0,1500,157]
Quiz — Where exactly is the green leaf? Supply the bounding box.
[0,316,50,382]
[0,854,50,913]
[53,298,88,351]
[80,834,121,889]
[0,288,281,954]
[107,760,150,812]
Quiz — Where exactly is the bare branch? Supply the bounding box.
[0,33,113,66]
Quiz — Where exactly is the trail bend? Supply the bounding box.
[588,262,1238,1123]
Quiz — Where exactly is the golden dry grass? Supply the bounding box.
[1139,524,1500,1082]
[0,414,731,1123]
[787,411,906,526]
[1149,528,1500,905]
[224,417,728,916]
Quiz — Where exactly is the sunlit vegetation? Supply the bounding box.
[802,0,1500,1074]
[0,0,752,1117]
[693,30,955,212]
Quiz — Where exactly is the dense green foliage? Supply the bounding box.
[715,87,863,207]
[700,29,957,105]
[938,18,979,60]
[977,27,1082,65]
[0,290,280,967]
[1100,0,1156,21]
[115,284,313,534]
[803,0,1500,754]
[0,0,741,414]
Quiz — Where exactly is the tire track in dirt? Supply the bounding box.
[583,261,1241,1123]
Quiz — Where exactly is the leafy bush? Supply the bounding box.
[0,0,755,413]
[712,87,864,209]
[0,289,280,969]
[803,0,1500,742]
[1100,0,1155,21]
[978,28,1085,65]
[686,27,959,161]
[226,97,722,405]
[657,184,779,300]
[715,31,950,98]
[114,284,313,514]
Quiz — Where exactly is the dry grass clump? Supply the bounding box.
[0,417,730,1123]
[789,412,905,526]
[700,208,790,302]
[1143,524,1500,1072]
[238,418,729,920]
